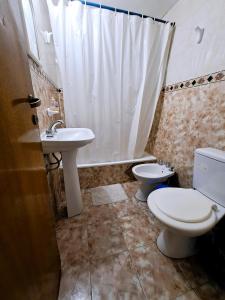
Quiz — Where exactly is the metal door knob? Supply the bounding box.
[28,95,41,108]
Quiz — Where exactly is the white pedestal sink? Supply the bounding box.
[41,128,95,217]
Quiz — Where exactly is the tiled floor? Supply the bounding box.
[56,182,225,300]
[90,183,128,206]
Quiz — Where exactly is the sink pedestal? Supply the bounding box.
[62,150,83,217]
[41,127,95,217]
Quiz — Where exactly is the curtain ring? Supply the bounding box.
[83,0,87,11]
[128,10,130,19]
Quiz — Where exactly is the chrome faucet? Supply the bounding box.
[46,119,64,137]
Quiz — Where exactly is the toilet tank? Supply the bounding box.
[193,148,225,207]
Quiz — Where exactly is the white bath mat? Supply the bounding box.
[90,183,128,206]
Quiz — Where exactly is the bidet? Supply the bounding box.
[132,163,174,201]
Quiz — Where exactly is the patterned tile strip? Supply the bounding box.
[29,55,60,89]
[162,70,225,93]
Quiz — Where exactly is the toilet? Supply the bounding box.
[132,163,174,201]
[148,148,225,259]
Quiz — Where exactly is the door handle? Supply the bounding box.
[28,95,41,108]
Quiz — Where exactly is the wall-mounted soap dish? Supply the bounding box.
[47,107,59,117]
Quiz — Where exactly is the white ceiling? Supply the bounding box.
[99,0,180,18]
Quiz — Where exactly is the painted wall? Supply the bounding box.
[164,0,225,85]
[80,0,178,18]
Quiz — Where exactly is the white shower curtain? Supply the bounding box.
[47,0,173,164]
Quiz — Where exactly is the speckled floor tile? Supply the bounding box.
[87,203,117,225]
[131,196,150,212]
[82,188,93,210]
[90,183,128,206]
[57,212,88,229]
[112,200,140,218]
[88,219,127,259]
[194,282,225,300]
[57,182,224,300]
[56,221,89,270]
[130,244,189,300]
[119,213,160,249]
[113,190,156,220]
[175,256,209,289]
[90,251,146,300]
[122,181,140,198]
[176,290,200,300]
[58,263,91,300]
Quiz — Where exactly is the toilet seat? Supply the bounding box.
[148,188,218,237]
[155,188,212,223]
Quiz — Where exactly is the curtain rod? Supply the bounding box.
[71,0,175,26]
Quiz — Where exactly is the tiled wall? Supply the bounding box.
[148,70,225,187]
[29,58,64,132]
[73,163,136,189]
[29,57,65,218]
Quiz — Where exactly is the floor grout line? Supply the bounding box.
[127,249,148,300]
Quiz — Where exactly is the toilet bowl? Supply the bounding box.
[147,148,225,259]
[132,163,174,201]
[148,187,225,258]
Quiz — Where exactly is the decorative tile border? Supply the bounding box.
[28,56,61,90]
[162,70,225,93]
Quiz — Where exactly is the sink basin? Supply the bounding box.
[41,127,95,218]
[41,128,95,154]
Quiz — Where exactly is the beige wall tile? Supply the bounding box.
[148,81,225,187]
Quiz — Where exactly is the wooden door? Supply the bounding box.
[0,1,60,299]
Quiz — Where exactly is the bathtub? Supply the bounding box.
[76,153,156,189]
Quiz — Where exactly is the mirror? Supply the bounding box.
[21,0,61,87]
[21,0,39,60]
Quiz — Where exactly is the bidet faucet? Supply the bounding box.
[46,119,64,137]
[165,161,171,168]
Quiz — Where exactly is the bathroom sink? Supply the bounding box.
[41,128,95,154]
[41,127,95,218]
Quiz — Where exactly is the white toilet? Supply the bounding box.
[148,148,225,259]
[132,163,174,201]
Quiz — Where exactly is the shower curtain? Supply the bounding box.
[47,0,173,164]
